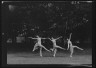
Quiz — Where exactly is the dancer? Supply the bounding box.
[67,33,83,57]
[49,36,66,57]
[28,35,50,57]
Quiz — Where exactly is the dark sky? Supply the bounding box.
[2,1,92,45]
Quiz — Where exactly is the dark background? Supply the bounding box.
[1,1,92,52]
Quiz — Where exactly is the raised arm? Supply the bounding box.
[69,33,72,40]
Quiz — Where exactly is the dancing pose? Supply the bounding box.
[28,35,50,57]
[49,36,66,57]
[67,33,83,57]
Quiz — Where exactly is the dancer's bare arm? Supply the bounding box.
[69,33,72,40]
[74,46,84,50]
[28,37,37,39]
[48,38,51,40]
[56,36,62,40]
[42,38,49,39]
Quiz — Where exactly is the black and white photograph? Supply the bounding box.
[2,1,92,67]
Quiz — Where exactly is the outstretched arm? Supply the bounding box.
[56,36,62,40]
[28,37,37,39]
[42,38,49,39]
[48,38,51,40]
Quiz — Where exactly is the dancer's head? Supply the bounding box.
[67,38,69,41]
[52,37,54,39]
[36,35,39,38]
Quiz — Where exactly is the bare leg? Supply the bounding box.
[53,48,57,57]
[70,47,74,57]
[42,45,51,52]
[74,46,84,50]
[67,43,70,50]
[32,44,38,52]
[56,45,66,50]
[40,47,42,57]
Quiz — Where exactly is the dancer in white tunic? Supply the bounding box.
[28,35,50,57]
[49,36,66,57]
[67,33,84,57]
